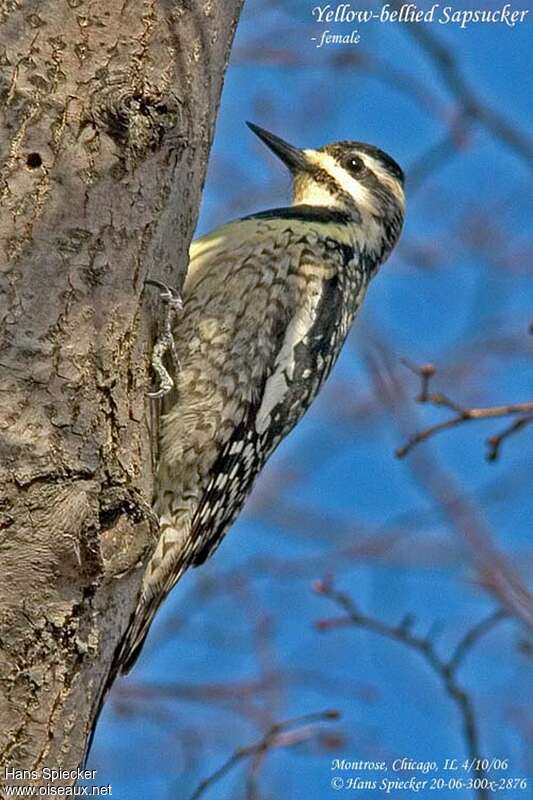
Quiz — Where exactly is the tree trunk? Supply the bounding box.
[0,0,243,784]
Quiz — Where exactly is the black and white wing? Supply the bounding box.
[189,269,347,567]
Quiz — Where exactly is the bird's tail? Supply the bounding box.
[115,591,166,674]
[82,593,165,766]
[116,516,192,673]
[84,519,190,764]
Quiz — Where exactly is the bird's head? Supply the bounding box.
[247,122,405,225]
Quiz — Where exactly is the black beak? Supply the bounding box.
[246,122,308,172]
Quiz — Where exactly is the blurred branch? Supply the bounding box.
[233,43,446,123]
[315,578,507,800]
[397,8,533,166]
[407,112,476,193]
[397,360,533,460]
[407,130,467,193]
[112,674,284,725]
[189,709,340,800]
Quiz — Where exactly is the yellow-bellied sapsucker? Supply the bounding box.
[119,122,405,672]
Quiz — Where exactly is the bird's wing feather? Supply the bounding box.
[189,269,345,567]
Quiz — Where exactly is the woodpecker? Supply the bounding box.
[119,123,405,672]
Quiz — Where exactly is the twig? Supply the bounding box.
[408,434,533,627]
[448,609,508,674]
[189,709,340,800]
[486,416,533,462]
[315,579,507,800]
[396,361,533,459]
[364,341,533,627]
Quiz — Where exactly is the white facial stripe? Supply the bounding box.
[301,150,404,215]
[292,179,338,208]
[304,150,373,210]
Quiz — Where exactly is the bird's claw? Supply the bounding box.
[144,279,184,313]
[144,279,183,399]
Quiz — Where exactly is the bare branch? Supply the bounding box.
[315,578,507,800]
[486,417,533,462]
[396,361,533,459]
[448,610,508,674]
[364,341,533,628]
[189,709,340,800]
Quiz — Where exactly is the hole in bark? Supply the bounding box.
[26,152,42,169]
[99,505,124,530]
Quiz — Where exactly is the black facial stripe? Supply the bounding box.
[311,165,359,211]
[358,168,394,203]
[311,161,402,220]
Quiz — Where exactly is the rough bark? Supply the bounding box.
[0,0,243,784]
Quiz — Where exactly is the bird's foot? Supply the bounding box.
[144,279,183,399]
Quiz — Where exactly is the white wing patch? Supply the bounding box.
[255,284,323,434]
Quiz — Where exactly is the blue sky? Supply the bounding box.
[89,3,532,798]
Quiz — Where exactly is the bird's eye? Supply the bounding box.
[345,156,364,176]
